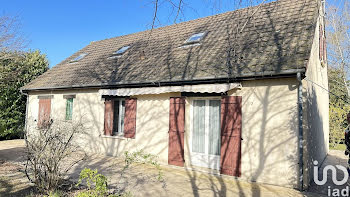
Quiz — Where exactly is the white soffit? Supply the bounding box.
[99,83,242,96]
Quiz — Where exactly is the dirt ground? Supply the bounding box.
[0,139,337,197]
[67,153,324,197]
[0,139,26,162]
[0,139,33,196]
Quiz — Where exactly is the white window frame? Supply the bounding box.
[189,97,221,170]
[113,98,125,136]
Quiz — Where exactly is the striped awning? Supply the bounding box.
[99,83,241,96]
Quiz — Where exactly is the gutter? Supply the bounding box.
[297,72,304,191]
[21,68,306,92]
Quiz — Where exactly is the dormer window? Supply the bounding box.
[185,32,206,44]
[71,53,87,62]
[114,46,130,55]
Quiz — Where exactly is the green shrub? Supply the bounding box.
[76,168,108,197]
[75,168,133,197]
[46,190,64,197]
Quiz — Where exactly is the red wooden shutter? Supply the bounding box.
[220,96,242,177]
[168,97,185,167]
[104,99,114,136]
[124,98,137,138]
[38,99,51,128]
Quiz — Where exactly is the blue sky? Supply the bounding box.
[1,0,340,67]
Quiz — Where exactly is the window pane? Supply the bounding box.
[209,100,221,155]
[192,100,205,153]
[120,100,125,134]
[72,53,87,62]
[65,98,73,120]
[189,36,200,41]
[115,46,130,54]
[113,100,120,135]
[187,32,205,43]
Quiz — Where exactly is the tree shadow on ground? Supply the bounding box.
[0,179,34,197]
[0,147,26,162]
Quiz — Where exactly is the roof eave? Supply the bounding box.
[21,68,306,92]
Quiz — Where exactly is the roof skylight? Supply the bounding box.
[114,46,130,55]
[71,53,87,62]
[185,32,206,43]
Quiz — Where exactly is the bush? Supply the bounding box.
[24,120,86,193]
[46,190,64,197]
[76,168,109,197]
[76,168,132,197]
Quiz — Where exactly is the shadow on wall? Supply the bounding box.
[239,80,299,192]
[53,1,316,196]
[76,95,171,162]
[67,77,300,196]
[304,85,327,189]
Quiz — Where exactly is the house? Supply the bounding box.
[21,0,329,190]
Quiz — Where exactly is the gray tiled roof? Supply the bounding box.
[22,0,319,91]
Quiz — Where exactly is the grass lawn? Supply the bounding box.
[330,143,346,150]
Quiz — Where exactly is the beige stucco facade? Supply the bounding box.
[182,78,301,188]
[227,79,300,188]
[26,76,304,188]
[302,4,329,189]
[27,90,181,164]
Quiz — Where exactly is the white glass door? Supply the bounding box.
[190,99,221,170]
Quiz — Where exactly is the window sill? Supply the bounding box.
[101,135,127,140]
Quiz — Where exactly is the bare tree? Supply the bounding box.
[145,0,269,63]
[327,1,350,97]
[0,15,26,59]
[327,1,350,150]
[25,119,87,193]
[149,0,268,28]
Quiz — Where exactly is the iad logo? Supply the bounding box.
[313,160,348,185]
[313,160,349,197]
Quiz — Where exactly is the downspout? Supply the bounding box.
[20,89,29,138]
[297,72,304,191]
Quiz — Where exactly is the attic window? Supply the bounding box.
[114,46,130,55]
[71,53,87,62]
[185,32,206,44]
